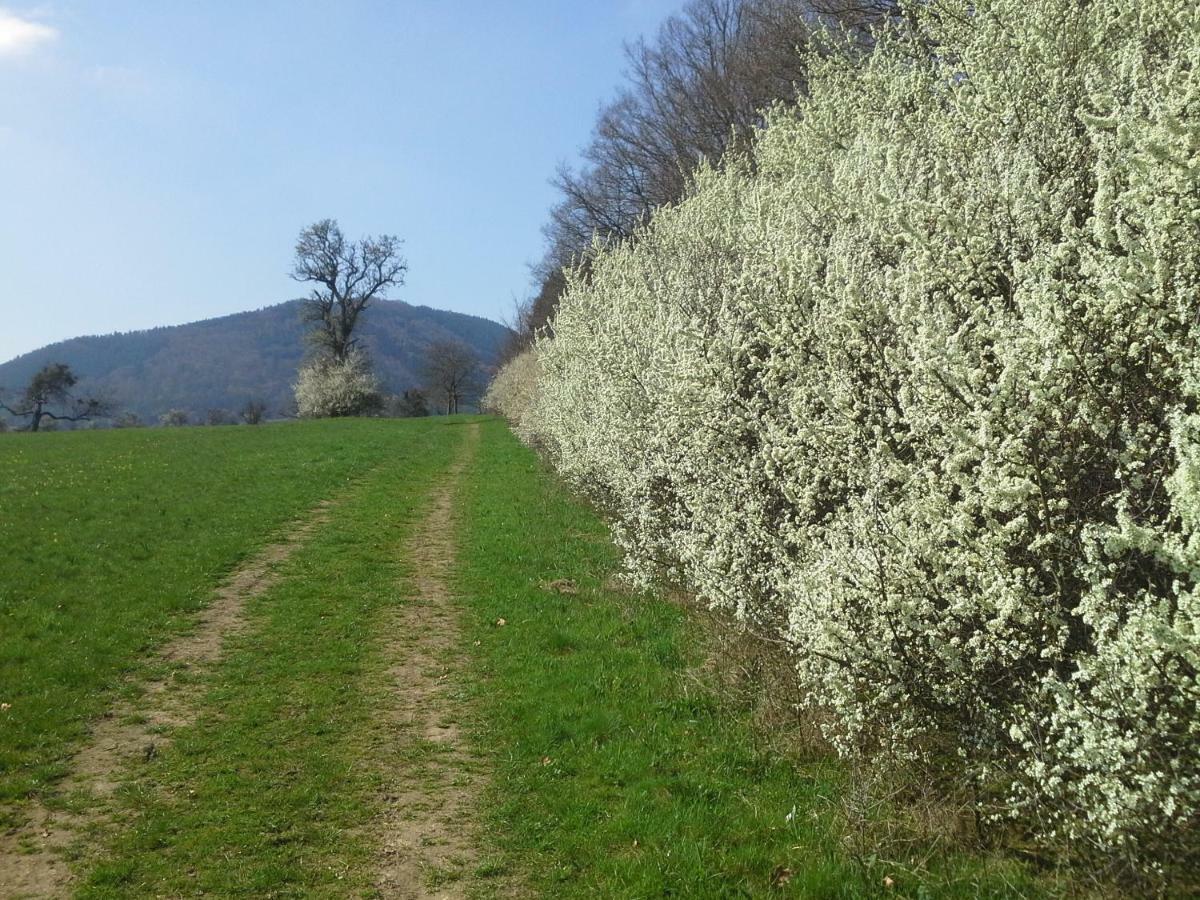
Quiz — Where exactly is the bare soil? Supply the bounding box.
[373,423,501,899]
[0,499,335,899]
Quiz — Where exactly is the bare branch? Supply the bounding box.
[291,219,407,361]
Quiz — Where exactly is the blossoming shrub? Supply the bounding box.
[293,350,382,418]
[510,0,1200,878]
[482,349,540,427]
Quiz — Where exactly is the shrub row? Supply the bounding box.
[488,0,1200,881]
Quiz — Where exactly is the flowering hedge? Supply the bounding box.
[495,0,1200,878]
[482,349,540,427]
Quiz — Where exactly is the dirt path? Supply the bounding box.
[0,499,336,899]
[374,423,497,899]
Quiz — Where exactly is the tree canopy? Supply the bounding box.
[292,219,407,362]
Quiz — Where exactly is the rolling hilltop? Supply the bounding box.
[0,300,511,421]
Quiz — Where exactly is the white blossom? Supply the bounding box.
[492,0,1200,878]
[293,349,382,418]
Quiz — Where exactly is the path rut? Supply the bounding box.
[374,423,496,899]
[0,499,336,899]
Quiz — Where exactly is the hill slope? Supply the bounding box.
[0,300,511,421]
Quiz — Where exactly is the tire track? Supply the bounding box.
[374,423,500,899]
[0,498,337,899]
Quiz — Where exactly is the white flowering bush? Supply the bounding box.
[508,0,1200,879]
[293,349,382,418]
[482,349,541,429]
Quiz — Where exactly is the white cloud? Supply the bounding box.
[0,7,57,58]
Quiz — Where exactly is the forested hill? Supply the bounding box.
[0,300,511,421]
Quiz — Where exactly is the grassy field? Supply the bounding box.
[0,417,1049,897]
[0,420,425,812]
[81,421,463,897]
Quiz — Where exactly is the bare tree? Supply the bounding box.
[545,1,816,265]
[385,389,430,418]
[0,363,113,432]
[423,341,481,415]
[159,408,189,427]
[239,400,267,425]
[291,219,407,362]
[522,0,899,347]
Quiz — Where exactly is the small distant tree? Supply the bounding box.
[239,400,267,425]
[0,363,112,432]
[205,408,233,426]
[279,397,300,420]
[159,408,189,427]
[294,349,383,418]
[386,388,430,418]
[113,411,143,429]
[423,340,481,415]
[291,219,407,362]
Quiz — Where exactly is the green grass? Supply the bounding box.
[0,420,433,809]
[456,419,1046,898]
[78,418,466,897]
[1,417,1055,897]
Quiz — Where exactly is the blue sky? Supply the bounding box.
[0,1,682,362]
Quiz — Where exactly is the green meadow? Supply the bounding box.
[0,419,1049,897]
